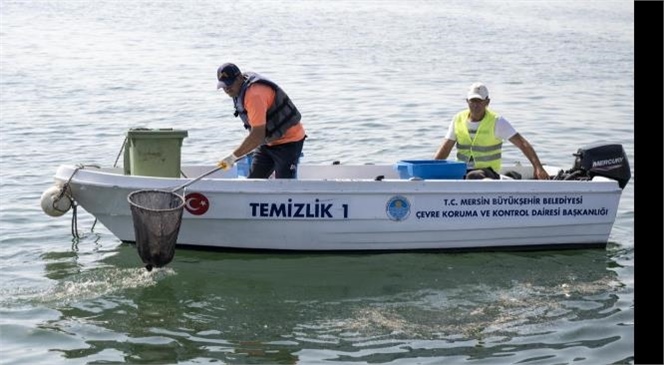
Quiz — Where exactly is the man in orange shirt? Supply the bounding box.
[216,63,306,178]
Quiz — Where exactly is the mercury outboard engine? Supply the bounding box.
[571,143,631,189]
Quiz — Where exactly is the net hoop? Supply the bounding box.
[127,189,185,212]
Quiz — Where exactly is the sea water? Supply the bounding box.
[0,1,634,364]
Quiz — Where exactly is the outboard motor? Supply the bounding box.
[572,143,631,189]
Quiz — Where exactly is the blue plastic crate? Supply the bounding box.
[395,160,467,180]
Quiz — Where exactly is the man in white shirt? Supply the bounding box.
[434,82,549,180]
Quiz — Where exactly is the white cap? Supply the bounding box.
[467,82,489,100]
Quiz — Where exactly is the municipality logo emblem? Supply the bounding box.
[386,195,410,221]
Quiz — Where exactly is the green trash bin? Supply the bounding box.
[124,128,188,177]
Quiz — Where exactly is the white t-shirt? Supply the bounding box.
[444,115,518,141]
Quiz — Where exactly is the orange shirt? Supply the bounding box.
[244,83,305,146]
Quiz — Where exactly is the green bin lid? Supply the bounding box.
[126,128,188,139]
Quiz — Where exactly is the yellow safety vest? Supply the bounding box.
[453,109,503,171]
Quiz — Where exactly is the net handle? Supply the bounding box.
[171,166,223,192]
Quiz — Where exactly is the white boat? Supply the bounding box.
[42,143,631,254]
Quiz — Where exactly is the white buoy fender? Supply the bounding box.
[41,185,72,217]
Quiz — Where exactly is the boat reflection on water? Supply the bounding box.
[36,243,627,364]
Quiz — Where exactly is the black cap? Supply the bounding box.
[217,63,242,89]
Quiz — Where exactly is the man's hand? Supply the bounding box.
[217,153,238,170]
[533,167,549,180]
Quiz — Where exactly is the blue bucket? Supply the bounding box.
[236,154,253,178]
[395,160,467,179]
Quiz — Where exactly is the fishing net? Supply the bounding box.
[127,189,185,271]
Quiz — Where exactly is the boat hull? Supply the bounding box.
[53,164,622,251]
